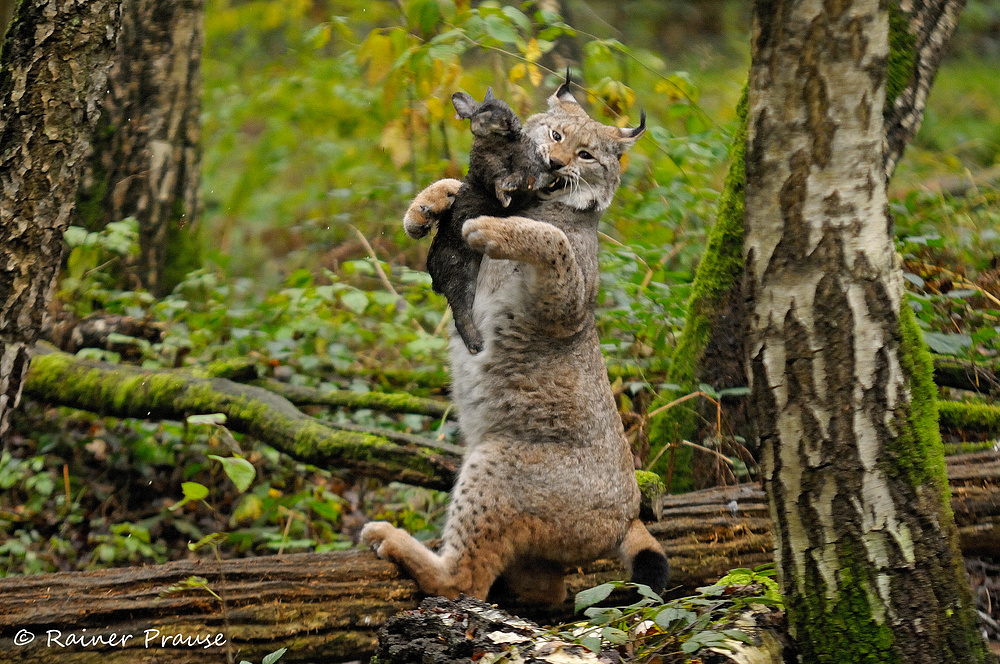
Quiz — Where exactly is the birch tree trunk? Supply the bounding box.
[0,0,122,439]
[744,1,993,661]
[79,0,203,296]
[648,0,968,487]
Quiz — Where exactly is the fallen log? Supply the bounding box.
[22,349,461,491]
[2,450,997,663]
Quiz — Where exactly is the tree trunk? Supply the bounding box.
[1,450,996,663]
[883,0,967,178]
[0,0,15,40]
[744,1,991,661]
[648,0,969,484]
[0,0,122,440]
[79,0,203,296]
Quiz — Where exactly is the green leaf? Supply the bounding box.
[208,455,256,492]
[578,634,602,653]
[575,583,615,612]
[187,413,228,426]
[483,14,518,43]
[721,629,755,645]
[921,331,972,355]
[262,648,288,664]
[654,607,696,628]
[501,5,531,33]
[601,626,628,645]
[583,606,622,625]
[169,481,210,511]
[633,582,663,601]
[340,289,369,314]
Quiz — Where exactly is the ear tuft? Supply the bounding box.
[452,91,479,120]
[618,109,646,142]
[548,68,581,111]
[483,87,495,101]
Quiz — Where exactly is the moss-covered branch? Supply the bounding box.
[939,400,1000,437]
[23,350,460,491]
[251,377,455,420]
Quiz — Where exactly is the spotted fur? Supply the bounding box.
[362,78,666,604]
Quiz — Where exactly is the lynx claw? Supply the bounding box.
[359,521,397,557]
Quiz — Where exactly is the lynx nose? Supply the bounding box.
[548,156,566,169]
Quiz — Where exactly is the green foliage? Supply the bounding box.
[561,565,780,661]
[59,218,145,317]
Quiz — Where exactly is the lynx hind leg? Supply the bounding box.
[619,519,669,595]
[403,178,462,239]
[495,558,567,605]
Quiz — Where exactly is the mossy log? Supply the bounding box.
[22,350,460,491]
[1,450,996,663]
[939,401,1000,437]
[933,356,1000,397]
[250,376,455,420]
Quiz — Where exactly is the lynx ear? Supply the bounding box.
[483,87,495,101]
[452,91,479,120]
[614,109,646,148]
[547,68,585,114]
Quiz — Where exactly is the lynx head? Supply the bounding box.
[453,88,522,138]
[524,72,645,211]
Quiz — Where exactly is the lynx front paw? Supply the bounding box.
[359,521,401,558]
[462,216,507,258]
[403,178,462,239]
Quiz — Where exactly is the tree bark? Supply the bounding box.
[1,450,995,663]
[649,0,969,483]
[79,0,203,296]
[22,349,460,491]
[0,0,122,440]
[745,0,991,661]
[883,0,967,178]
[0,0,16,40]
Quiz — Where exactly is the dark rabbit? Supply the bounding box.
[425,89,553,354]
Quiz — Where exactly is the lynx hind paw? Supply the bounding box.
[403,178,462,239]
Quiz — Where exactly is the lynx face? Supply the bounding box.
[524,83,645,211]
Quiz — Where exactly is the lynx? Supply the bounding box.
[415,89,553,355]
[362,76,667,604]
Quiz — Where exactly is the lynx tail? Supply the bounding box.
[619,519,669,595]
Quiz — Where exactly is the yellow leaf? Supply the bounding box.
[379,120,413,169]
[359,32,394,85]
[509,62,526,84]
[525,37,541,63]
[427,96,444,121]
[527,63,542,87]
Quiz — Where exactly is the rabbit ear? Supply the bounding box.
[452,91,479,119]
[483,87,495,101]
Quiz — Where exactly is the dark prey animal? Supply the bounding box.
[417,89,554,354]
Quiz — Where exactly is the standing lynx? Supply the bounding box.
[362,77,667,604]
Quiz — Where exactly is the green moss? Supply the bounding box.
[790,543,899,664]
[938,400,1000,436]
[886,2,917,112]
[647,85,748,480]
[887,303,948,493]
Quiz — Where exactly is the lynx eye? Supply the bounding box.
[550,129,562,142]
[578,150,594,160]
